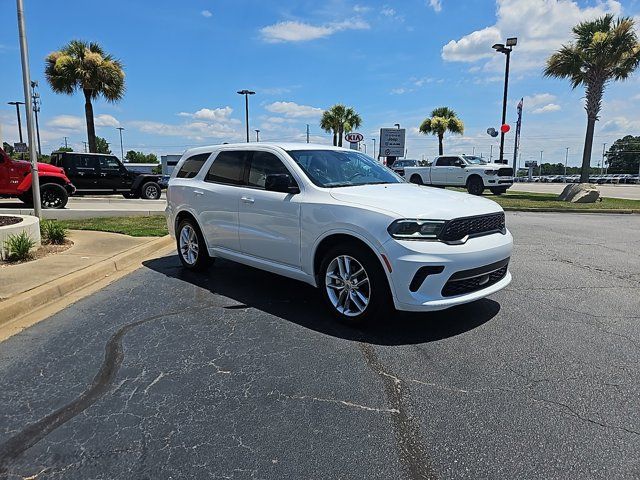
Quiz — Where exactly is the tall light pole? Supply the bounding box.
[564,147,569,182]
[255,129,260,142]
[306,124,310,143]
[7,101,25,143]
[237,89,255,142]
[30,81,41,157]
[16,0,41,217]
[539,150,543,177]
[601,143,606,175]
[116,126,125,160]
[394,123,400,129]
[493,37,517,165]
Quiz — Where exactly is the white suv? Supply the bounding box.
[166,143,513,323]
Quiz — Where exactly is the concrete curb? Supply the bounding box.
[504,207,640,214]
[0,235,174,329]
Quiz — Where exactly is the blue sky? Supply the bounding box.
[1,0,639,167]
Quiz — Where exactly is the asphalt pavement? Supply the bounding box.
[0,212,639,479]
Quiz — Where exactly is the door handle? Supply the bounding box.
[241,196,255,204]
[193,189,204,196]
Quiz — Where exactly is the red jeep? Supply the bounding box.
[0,147,76,208]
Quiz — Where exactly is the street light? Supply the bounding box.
[255,129,260,142]
[237,89,255,142]
[116,127,125,160]
[7,101,25,143]
[372,138,376,158]
[394,123,400,129]
[492,36,517,165]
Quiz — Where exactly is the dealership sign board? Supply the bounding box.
[379,128,405,157]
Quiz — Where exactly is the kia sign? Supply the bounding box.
[345,132,364,143]
[379,128,405,157]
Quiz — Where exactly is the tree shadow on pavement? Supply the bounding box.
[143,255,501,346]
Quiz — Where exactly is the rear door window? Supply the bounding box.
[205,151,248,185]
[176,153,211,179]
[99,156,122,172]
[69,155,100,174]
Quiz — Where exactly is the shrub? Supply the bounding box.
[4,231,36,262]
[41,220,67,245]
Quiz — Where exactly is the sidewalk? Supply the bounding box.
[0,230,174,339]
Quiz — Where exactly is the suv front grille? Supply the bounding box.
[441,258,509,297]
[498,167,513,177]
[439,212,505,243]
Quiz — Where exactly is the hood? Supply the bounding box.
[330,183,502,220]
[37,162,65,174]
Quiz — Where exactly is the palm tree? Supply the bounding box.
[418,107,464,155]
[320,104,363,147]
[545,15,640,183]
[45,40,125,153]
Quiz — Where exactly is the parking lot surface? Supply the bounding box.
[0,212,638,479]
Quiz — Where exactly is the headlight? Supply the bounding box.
[387,219,445,240]
[484,170,497,175]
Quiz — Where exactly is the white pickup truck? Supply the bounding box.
[403,155,514,195]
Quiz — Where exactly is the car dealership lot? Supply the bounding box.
[1,212,639,479]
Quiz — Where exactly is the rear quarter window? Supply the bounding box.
[176,153,211,179]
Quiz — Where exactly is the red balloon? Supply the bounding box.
[501,124,511,133]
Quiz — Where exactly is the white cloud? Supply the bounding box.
[381,7,396,17]
[532,103,561,114]
[601,116,640,132]
[390,88,409,95]
[264,101,323,118]
[428,0,442,12]
[442,0,623,70]
[130,120,240,141]
[178,107,233,121]
[353,5,370,13]
[46,114,120,131]
[260,19,369,43]
[523,93,556,108]
[95,114,121,127]
[201,10,212,18]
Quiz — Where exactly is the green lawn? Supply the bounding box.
[489,191,640,211]
[60,216,168,237]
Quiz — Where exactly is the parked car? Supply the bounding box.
[0,147,75,208]
[404,155,513,195]
[49,151,162,199]
[390,159,419,177]
[166,143,513,324]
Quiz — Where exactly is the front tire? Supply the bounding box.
[40,183,68,209]
[466,176,484,195]
[176,218,211,271]
[319,243,392,325]
[140,181,161,200]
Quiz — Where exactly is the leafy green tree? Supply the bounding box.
[2,142,14,156]
[544,15,640,183]
[57,147,73,153]
[606,135,640,173]
[418,107,464,155]
[45,40,125,153]
[320,104,363,147]
[95,136,111,154]
[124,150,159,163]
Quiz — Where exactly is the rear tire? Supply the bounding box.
[176,218,211,271]
[140,181,161,200]
[466,176,484,195]
[40,183,68,209]
[409,174,423,185]
[319,243,392,325]
[490,187,507,195]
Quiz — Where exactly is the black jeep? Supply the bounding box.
[50,152,162,199]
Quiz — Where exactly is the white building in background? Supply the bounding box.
[122,162,159,174]
[161,155,182,176]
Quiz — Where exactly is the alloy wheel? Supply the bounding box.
[325,255,370,317]
[179,224,199,265]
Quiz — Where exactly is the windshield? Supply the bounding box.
[287,149,402,188]
[463,156,487,165]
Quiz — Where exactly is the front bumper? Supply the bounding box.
[380,230,513,312]
[486,177,513,186]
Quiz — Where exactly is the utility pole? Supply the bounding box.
[372,138,376,159]
[237,89,255,142]
[601,143,606,175]
[63,136,68,149]
[82,141,88,153]
[255,129,260,142]
[7,101,25,143]
[472,147,475,155]
[116,126,125,160]
[539,151,543,177]
[564,147,569,182]
[489,144,493,162]
[16,0,41,217]
[306,124,310,143]
[493,37,517,164]
[30,82,41,158]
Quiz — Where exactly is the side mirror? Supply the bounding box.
[265,174,300,194]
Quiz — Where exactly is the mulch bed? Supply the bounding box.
[0,216,23,227]
[0,239,73,266]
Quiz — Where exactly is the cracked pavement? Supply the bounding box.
[0,212,639,479]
